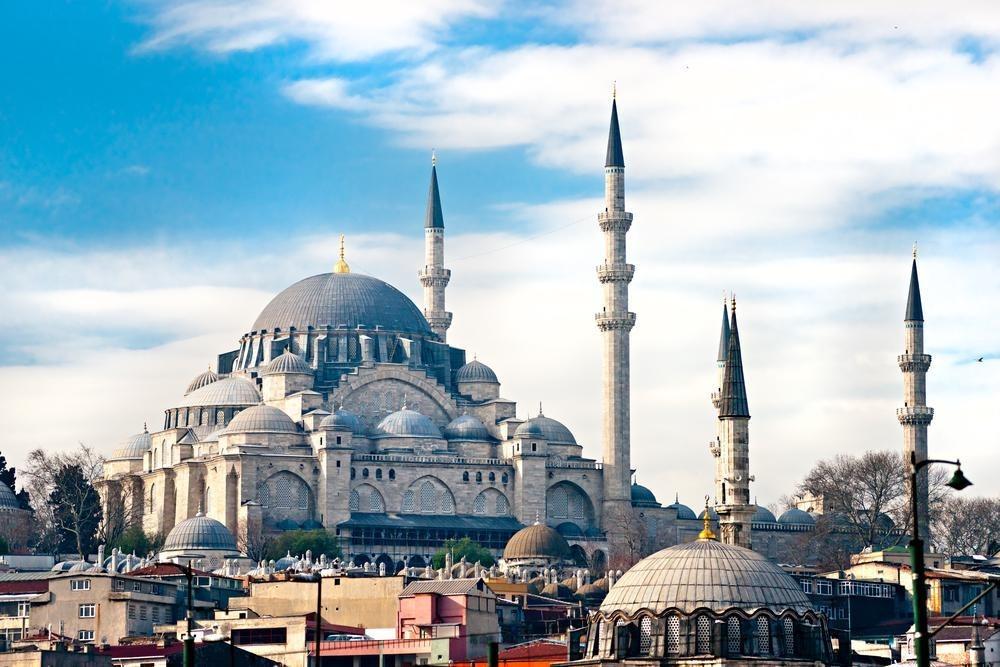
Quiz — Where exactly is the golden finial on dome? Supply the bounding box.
[333,234,350,274]
[697,495,717,541]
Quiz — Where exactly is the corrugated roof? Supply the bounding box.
[400,578,493,597]
[340,513,522,532]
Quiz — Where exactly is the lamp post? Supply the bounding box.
[908,452,972,667]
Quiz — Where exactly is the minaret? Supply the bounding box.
[715,298,754,549]
[897,246,933,544]
[711,297,731,412]
[418,152,452,341]
[596,94,635,527]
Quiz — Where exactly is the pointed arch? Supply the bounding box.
[350,484,385,514]
[402,475,455,515]
[472,488,510,516]
[546,481,594,528]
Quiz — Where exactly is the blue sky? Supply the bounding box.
[1,1,998,505]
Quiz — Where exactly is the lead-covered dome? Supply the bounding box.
[374,407,442,439]
[503,523,571,561]
[514,415,576,445]
[443,415,493,441]
[600,539,812,616]
[753,505,778,523]
[178,376,260,408]
[778,508,816,525]
[456,359,498,384]
[224,404,299,434]
[0,483,21,510]
[262,350,313,376]
[251,273,432,336]
[319,409,365,435]
[162,511,238,553]
[112,430,153,460]
[666,496,697,520]
[186,368,220,395]
[630,483,659,508]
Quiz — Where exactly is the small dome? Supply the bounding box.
[274,552,298,571]
[163,512,238,553]
[753,505,778,523]
[555,522,584,538]
[600,539,813,616]
[503,523,571,561]
[262,350,313,376]
[576,583,606,600]
[225,404,299,435]
[698,506,719,521]
[186,368,220,395]
[275,518,301,531]
[630,483,659,507]
[541,582,575,600]
[319,409,365,435]
[778,508,816,525]
[178,376,261,408]
[112,430,152,460]
[666,496,697,521]
[514,415,576,445]
[301,518,324,530]
[443,415,493,441]
[373,408,442,439]
[456,359,498,384]
[197,428,227,444]
[0,483,20,510]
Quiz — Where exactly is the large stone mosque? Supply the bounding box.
[97,98,930,578]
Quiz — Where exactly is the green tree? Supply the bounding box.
[431,537,495,569]
[111,525,162,557]
[0,452,31,509]
[0,536,9,556]
[48,463,103,557]
[264,530,341,562]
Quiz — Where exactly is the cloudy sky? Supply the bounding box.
[1,1,998,507]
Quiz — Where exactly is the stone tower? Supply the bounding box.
[897,249,933,543]
[714,298,754,548]
[419,154,453,341]
[596,96,635,528]
[711,298,731,412]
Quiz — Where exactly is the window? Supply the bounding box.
[362,468,369,479]
[351,468,356,480]
[697,615,711,654]
[139,605,148,621]
[71,579,91,591]
[389,469,395,480]
[474,493,487,514]
[349,489,360,512]
[815,581,832,595]
[402,490,415,512]
[79,604,96,618]
[727,616,741,655]
[232,627,287,646]
[256,481,270,507]
[666,616,680,654]
[375,469,382,480]
[639,617,652,655]
[496,494,509,515]
[531,443,537,452]
[463,472,470,482]
[115,579,126,591]
[488,472,496,482]
[755,616,770,655]
[133,581,142,592]
[16,602,30,618]
[78,630,94,642]
[419,481,437,513]
[128,603,137,619]
[152,607,160,622]
[476,472,482,483]
[369,489,384,513]
[784,618,795,655]
[151,584,163,596]
[800,580,812,594]
[502,473,508,484]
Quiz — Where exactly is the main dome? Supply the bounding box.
[251,272,432,336]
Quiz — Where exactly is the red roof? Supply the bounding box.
[500,640,567,660]
[0,580,49,595]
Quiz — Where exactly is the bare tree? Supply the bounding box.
[606,504,647,572]
[23,445,105,557]
[237,518,272,563]
[933,496,1000,556]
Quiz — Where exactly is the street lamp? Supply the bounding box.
[909,452,972,667]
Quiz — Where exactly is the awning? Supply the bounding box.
[339,513,524,532]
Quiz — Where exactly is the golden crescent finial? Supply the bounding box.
[333,234,350,273]
[698,496,717,541]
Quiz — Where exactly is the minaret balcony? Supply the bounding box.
[897,353,931,372]
[418,267,451,287]
[896,405,934,425]
[595,312,636,331]
[597,211,633,232]
[596,263,635,283]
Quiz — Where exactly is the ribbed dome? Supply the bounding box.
[112,430,152,460]
[630,483,659,507]
[753,505,778,523]
[262,350,313,376]
[319,409,365,435]
[225,404,299,434]
[163,512,238,553]
[373,408,442,439]
[778,508,816,525]
[178,376,261,408]
[0,483,21,510]
[514,415,576,445]
[186,368,220,395]
[666,497,697,521]
[251,272,431,336]
[600,539,813,616]
[503,523,570,561]
[443,415,493,441]
[456,359,498,384]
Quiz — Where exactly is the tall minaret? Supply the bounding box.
[715,298,754,549]
[418,153,452,341]
[897,246,933,544]
[596,94,636,526]
[711,298,731,412]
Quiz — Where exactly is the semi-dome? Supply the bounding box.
[600,538,813,616]
[186,368,220,395]
[112,429,152,460]
[778,507,816,525]
[373,407,442,439]
[262,350,313,376]
[514,414,576,445]
[0,483,21,510]
[455,359,498,384]
[319,409,365,435]
[163,511,238,553]
[443,415,493,441]
[666,495,697,520]
[178,376,261,408]
[251,272,432,337]
[503,523,571,561]
[753,505,778,523]
[630,483,659,508]
[224,404,299,434]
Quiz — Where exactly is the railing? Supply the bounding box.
[354,453,508,466]
[314,637,440,655]
[546,460,603,470]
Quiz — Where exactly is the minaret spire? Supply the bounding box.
[711,295,731,411]
[898,250,933,545]
[418,152,452,341]
[596,94,635,550]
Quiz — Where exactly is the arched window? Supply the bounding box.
[389,469,395,480]
[783,618,794,656]
[274,475,292,507]
[463,471,469,482]
[591,621,602,658]
[375,469,382,480]
[475,471,482,483]
[496,494,509,515]
[639,617,652,655]
[488,472,495,482]
[351,468,356,480]
[474,494,487,514]
[349,489,360,511]
[696,615,711,654]
[501,473,509,484]
[368,489,384,513]
[362,468,369,479]
[666,616,680,654]
[755,616,770,655]
[549,487,569,517]
[205,487,211,511]
[148,484,156,513]
[440,491,455,514]
[727,617,741,655]
[256,481,269,507]
[419,482,437,513]
[402,490,415,513]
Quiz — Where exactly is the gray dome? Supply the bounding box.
[251,272,432,337]
[456,359,498,384]
[186,368,220,395]
[320,409,365,435]
[262,350,313,376]
[373,408,442,439]
[504,523,571,561]
[0,483,21,510]
[630,483,659,508]
[514,415,576,445]
[666,497,697,520]
[443,415,493,441]
[225,404,299,435]
[600,538,813,616]
[178,376,260,408]
[112,430,152,460]
[753,505,778,523]
[778,508,816,525]
[163,512,239,553]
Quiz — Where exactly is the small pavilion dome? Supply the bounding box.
[111,429,152,460]
[262,350,313,376]
[503,523,571,561]
[162,511,238,553]
[666,495,697,520]
[319,409,365,435]
[373,407,442,439]
[443,415,493,441]
[0,483,20,510]
[514,414,576,445]
[778,507,816,525]
[456,359,499,384]
[185,368,220,395]
[225,404,299,434]
[178,376,261,408]
[753,505,778,523]
[630,483,659,508]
